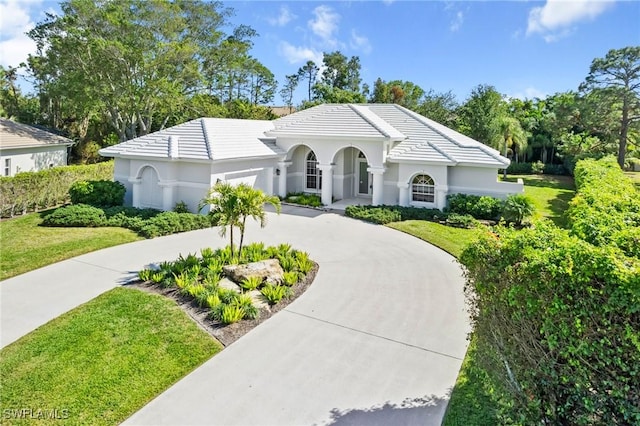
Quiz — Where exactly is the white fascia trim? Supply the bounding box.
[387,158,456,166]
[210,154,281,165]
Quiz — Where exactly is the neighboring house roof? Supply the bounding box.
[0,118,74,150]
[100,104,509,168]
[99,118,284,161]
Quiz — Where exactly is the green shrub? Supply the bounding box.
[217,288,239,305]
[206,294,222,309]
[461,223,640,424]
[445,213,478,229]
[0,162,114,218]
[568,156,640,257]
[137,269,152,282]
[505,162,533,174]
[531,161,545,174]
[344,205,401,224]
[42,204,106,227]
[173,201,189,213]
[137,212,211,238]
[501,194,535,225]
[277,254,297,272]
[69,180,125,207]
[446,194,503,220]
[294,251,313,275]
[284,192,323,207]
[260,285,292,305]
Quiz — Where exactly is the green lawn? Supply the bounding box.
[502,174,575,227]
[0,210,141,281]
[0,287,221,426]
[387,221,478,258]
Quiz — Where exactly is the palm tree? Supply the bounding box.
[235,184,281,259]
[495,116,528,178]
[199,182,281,260]
[199,182,241,259]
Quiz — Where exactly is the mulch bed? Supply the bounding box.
[127,262,319,347]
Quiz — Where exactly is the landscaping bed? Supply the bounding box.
[133,243,318,346]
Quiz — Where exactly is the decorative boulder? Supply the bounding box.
[223,259,284,285]
[218,277,241,293]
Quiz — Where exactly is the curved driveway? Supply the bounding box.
[1,205,470,425]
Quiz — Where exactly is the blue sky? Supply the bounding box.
[2,0,639,105]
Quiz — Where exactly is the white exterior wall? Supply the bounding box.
[448,166,524,198]
[116,157,278,213]
[0,146,68,177]
[383,162,400,205]
[397,163,449,209]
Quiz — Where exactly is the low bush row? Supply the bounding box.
[138,243,313,324]
[346,194,534,227]
[568,156,640,258]
[42,204,212,238]
[0,162,114,217]
[505,161,568,176]
[282,192,323,207]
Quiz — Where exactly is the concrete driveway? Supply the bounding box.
[1,205,470,425]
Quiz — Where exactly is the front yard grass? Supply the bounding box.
[0,287,221,426]
[502,174,575,227]
[0,210,141,281]
[386,221,478,258]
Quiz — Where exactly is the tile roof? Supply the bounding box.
[365,104,509,167]
[0,118,74,149]
[99,118,284,161]
[100,104,509,168]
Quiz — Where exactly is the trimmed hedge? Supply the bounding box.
[0,162,114,218]
[568,156,640,258]
[445,194,503,220]
[345,205,445,225]
[42,205,213,238]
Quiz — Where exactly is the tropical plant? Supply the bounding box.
[232,294,259,320]
[277,254,296,273]
[501,194,535,226]
[137,269,152,282]
[282,271,298,287]
[260,284,292,305]
[218,304,245,324]
[199,182,281,260]
[240,276,262,291]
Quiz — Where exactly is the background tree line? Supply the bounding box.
[0,0,638,170]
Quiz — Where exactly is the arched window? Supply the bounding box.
[306,151,322,190]
[412,174,434,202]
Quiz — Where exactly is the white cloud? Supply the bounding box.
[268,5,296,27]
[509,87,548,100]
[350,29,371,54]
[308,5,340,45]
[0,0,43,67]
[278,41,323,65]
[450,11,464,32]
[527,0,615,41]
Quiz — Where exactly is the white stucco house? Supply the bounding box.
[99,103,523,212]
[0,118,74,177]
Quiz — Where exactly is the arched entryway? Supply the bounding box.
[139,166,163,209]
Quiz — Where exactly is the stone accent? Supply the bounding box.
[247,290,270,310]
[218,277,241,293]
[223,259,284,285]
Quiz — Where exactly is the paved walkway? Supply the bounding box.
[1,205,470,425]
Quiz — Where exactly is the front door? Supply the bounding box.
[358,161,369,195]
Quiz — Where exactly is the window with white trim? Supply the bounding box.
[305,151,322,190]
[412,174,435,202]
[4,158,10,176]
